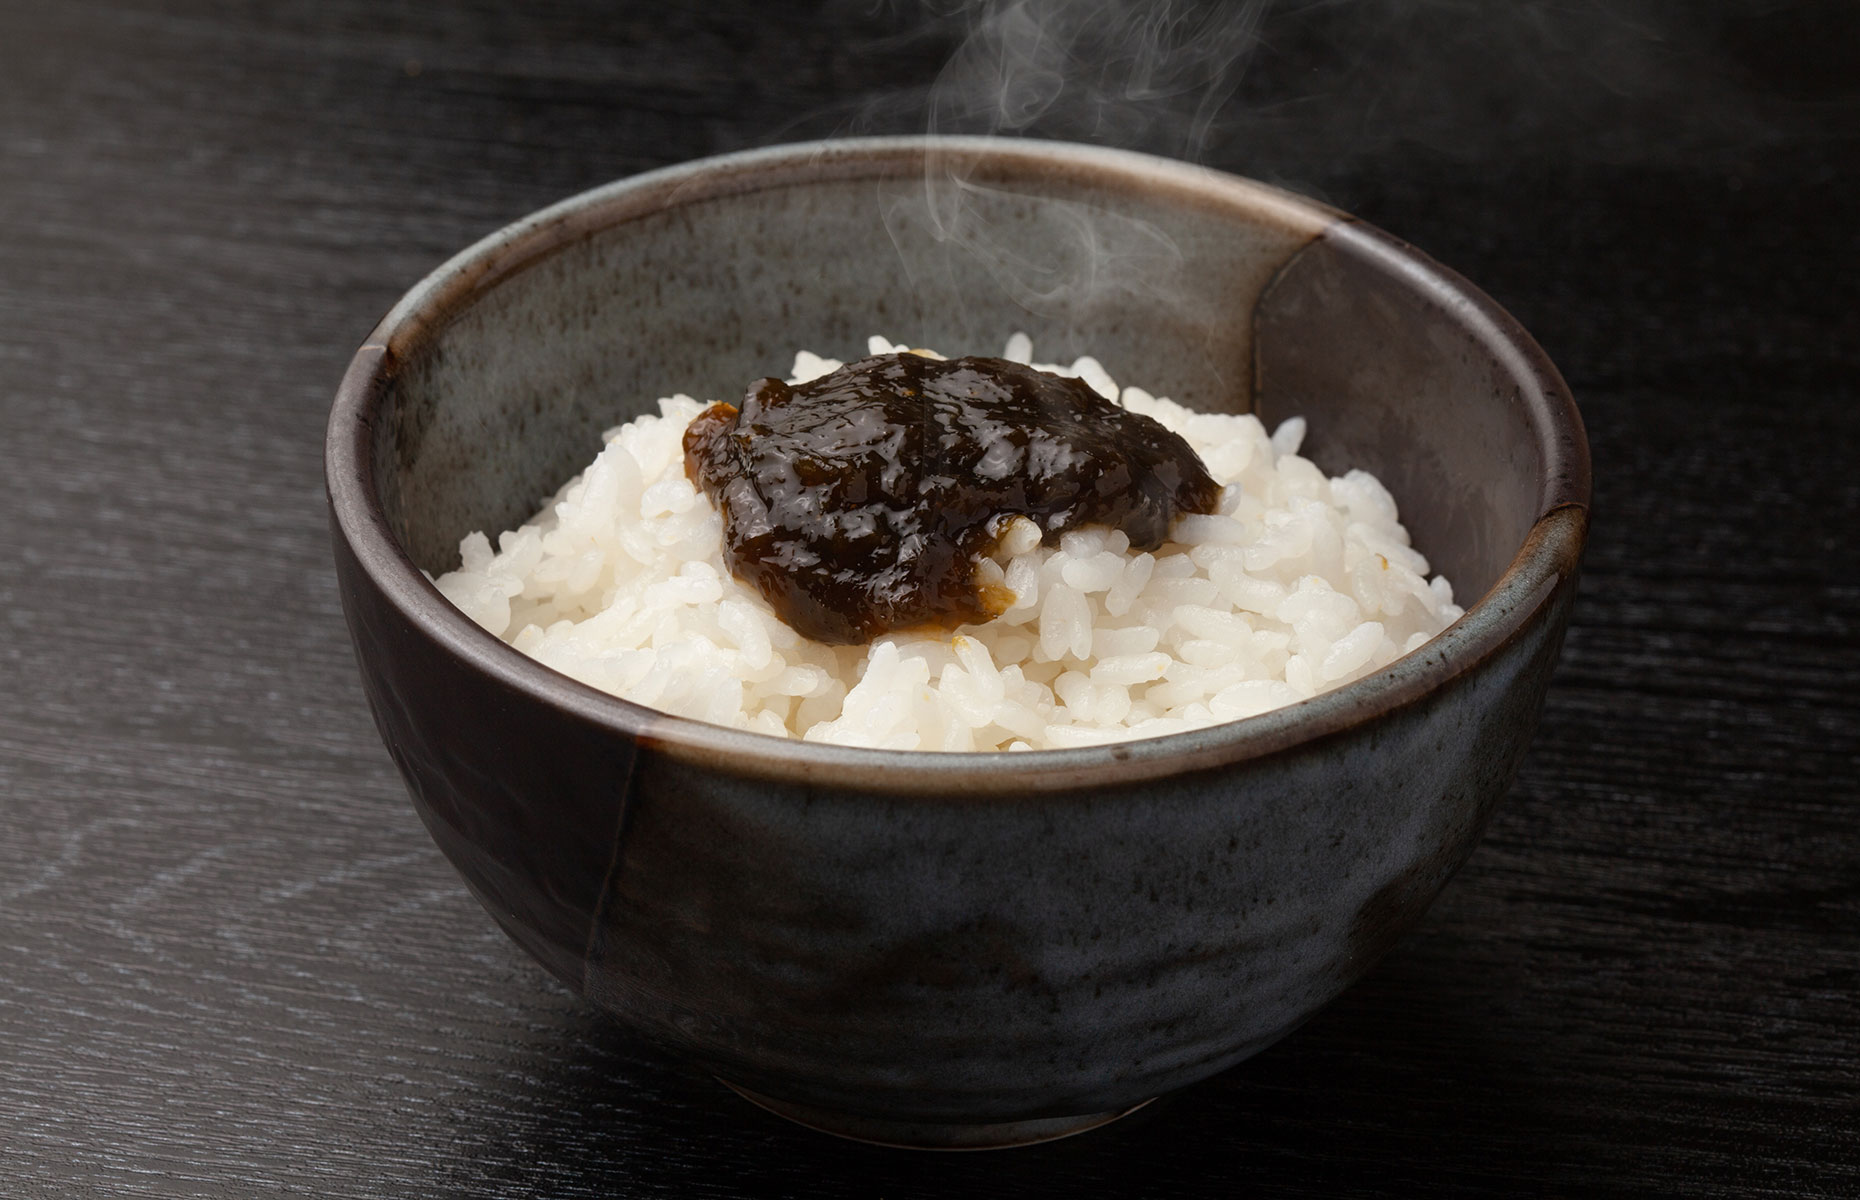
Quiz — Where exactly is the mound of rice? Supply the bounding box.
[434,335,1462,751]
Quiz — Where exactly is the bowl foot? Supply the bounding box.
[717,1080,1155,1150]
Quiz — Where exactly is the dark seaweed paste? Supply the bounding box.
[683,352,1219,645]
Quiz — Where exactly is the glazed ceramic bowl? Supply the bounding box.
[326,137,1588,1148]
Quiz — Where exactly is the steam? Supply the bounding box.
[922,0,1270,159]
[882,0,1273,327]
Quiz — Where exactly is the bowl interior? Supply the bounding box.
[368,140,1578,636]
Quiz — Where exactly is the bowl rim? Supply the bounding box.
[326,135,1590,794]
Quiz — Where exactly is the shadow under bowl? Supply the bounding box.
[325,137,1589,1147]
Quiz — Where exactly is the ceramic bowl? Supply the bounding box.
[325,137,1588,1149]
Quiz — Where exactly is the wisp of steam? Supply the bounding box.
[880,0,1273,338]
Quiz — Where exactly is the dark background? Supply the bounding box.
[3,1,1857,1195]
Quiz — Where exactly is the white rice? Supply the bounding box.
[434,335,1463,751]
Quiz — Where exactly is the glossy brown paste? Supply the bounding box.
[683,352,1219,645]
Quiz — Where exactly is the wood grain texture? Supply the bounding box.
[2,1,1856,1196]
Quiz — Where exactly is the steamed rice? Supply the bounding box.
[434,335,1462,751]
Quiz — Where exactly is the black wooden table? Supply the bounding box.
[4,2,1856,1195]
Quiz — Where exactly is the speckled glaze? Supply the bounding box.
[326,137,1589,1144]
